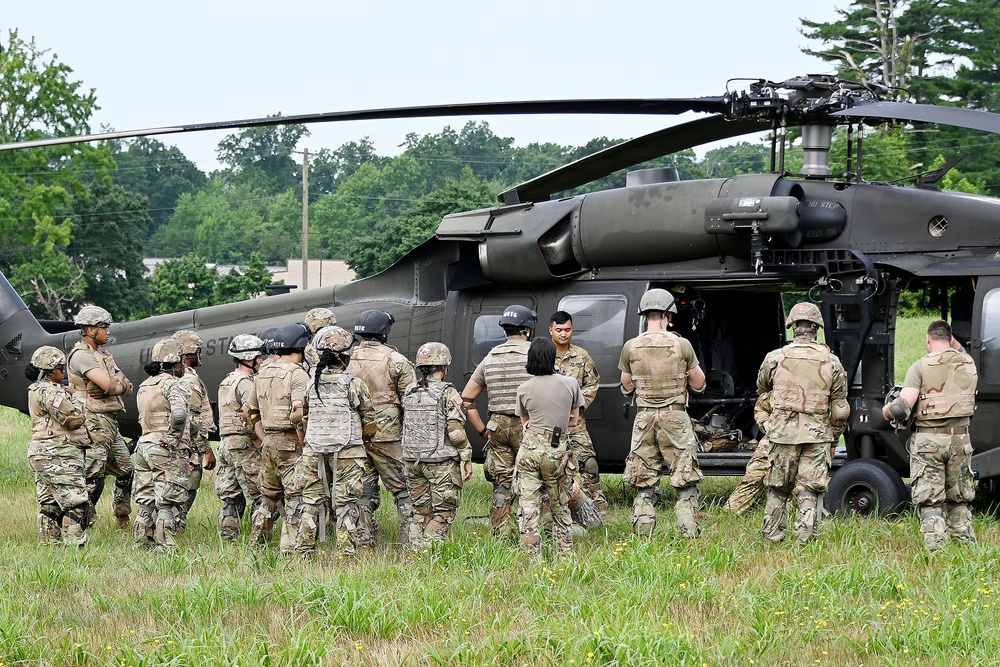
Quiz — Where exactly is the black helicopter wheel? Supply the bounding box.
[827,459,909,518]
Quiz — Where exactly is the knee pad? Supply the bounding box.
[64,503,90,530]
[115,470,134,493]
[636,486,662,505]
[582,456,600,477]
[39,503,62,524]
[676,486,700,503]
[220,497,246,520]
[570,493,603,529]
[493,485,511,509]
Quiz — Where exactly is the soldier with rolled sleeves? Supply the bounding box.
[757,302,849,545]
[67,305,134,529]
[133,339,191,551]
[215,335,266,541]
[303,308,336,371]
[293,326,377,557]
[619,289,706,538]
[246,322,312,554]
[402,342,474,549]
[348,309,416,546]
[172,330,217,524]
[462,304,537,535]
[25,346,91,547]
[883,319,977,551]
[550,310,607,517]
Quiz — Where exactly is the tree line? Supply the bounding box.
[2,0,999,320]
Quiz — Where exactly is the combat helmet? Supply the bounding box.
[31,345,66,370]
[354,310,395,336]
[498,305,537,329]
[785,302,824,329]
[271,322,311,352]
[415,342,452,367]
[305,307,337,334]
[637,289,677,315]
[74,305,113,327]
[258,326,279,354]
[151,339,184,364]
[228,334,264,361]
[315,325,355,354]
[172,329,204,354]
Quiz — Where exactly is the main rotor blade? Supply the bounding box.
[501,115,765,204]
[0,98,729,152]
[832,101,1000,134]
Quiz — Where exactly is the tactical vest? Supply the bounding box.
[480,340,531,414]
[771,342,833,414]
[218,371,253,436]
[628,332,688,400]
[401,380,457,462]
[255,361,301,431]
[305,372,362,454]
[914,349,977,420]
[348,343,400,411]
[28,382,86,443]
[137,374,175,433]
[67,341,125,414]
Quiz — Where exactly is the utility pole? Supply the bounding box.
[293,148,310,290]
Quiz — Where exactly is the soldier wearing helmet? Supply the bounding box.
[757,301,848,545]
[246,322,312,553]
[292,325,378,557]
[881,319,977,551]
[303,307,337,370]
[25,345,90,547]
[400,342,473,549]
[348,309,417,547]
[67,305,134,529]
[172,330,217,522]
[619,288,706,539]
[214,335,266,541]
[132,339,191,551]
[461,304,537,535]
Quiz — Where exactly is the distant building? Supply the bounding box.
[142,258,355,290]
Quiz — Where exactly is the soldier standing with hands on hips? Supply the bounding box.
[883,319,977,551]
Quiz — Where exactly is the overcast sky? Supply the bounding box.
[6,1,842,171]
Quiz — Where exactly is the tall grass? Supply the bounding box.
[1,319,996,666]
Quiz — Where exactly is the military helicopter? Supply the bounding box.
[2,74,1000,517]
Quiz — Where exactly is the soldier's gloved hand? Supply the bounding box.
[362,421,379,440]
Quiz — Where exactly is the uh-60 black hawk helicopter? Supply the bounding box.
[2,74,1000,517]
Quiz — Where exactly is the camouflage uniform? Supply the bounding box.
[619,330,704,538]
[177,366,216,521]
[470,338,532,534]
[67,340,134,524]
[904,348,978,550]
[347,340,417,545]
[401,379,471,549]
[27,375,90,546]
[723,392,772,515]
[757,337,848,544]
[248,359,310,554]
[215,369,262,541]
[293,368,375,556]
[555,344,607,513]
[133,371,191,551]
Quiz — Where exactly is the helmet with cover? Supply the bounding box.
[172,329,205,354]
[415,342,452,367]
[31,345,66,370]
[785,302,824,329]
[305,307,337,333]
[637,289,678,315]
[151,339,184,364]
[314,326,355,354]
[354,310,395,336]
[228,334,264,360]
[73,305,113,327]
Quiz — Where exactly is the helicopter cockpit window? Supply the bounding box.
[471,317,508,366]
[556,294,628,386]
[980,288,1000,384]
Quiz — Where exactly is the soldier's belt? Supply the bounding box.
[914,425,969,435]
[525,426,567,447]
[638,404,686,412]
[263,427,297,435]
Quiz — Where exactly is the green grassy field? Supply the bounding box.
[2,317,996,666]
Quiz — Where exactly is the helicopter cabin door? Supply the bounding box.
[967,278,1000,477]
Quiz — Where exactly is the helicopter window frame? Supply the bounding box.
[980,287,1000,385]
[556,294,629,387]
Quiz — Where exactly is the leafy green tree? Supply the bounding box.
[149,255,218,315]
[109,137,207,240]
[308,138,384,196]
[215,253,276,302]
[68,181,151,319]
[216,119,309,194]
[9,253,87,320]
[700,141,771,178]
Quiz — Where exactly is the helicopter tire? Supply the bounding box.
[827,458,909,518]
